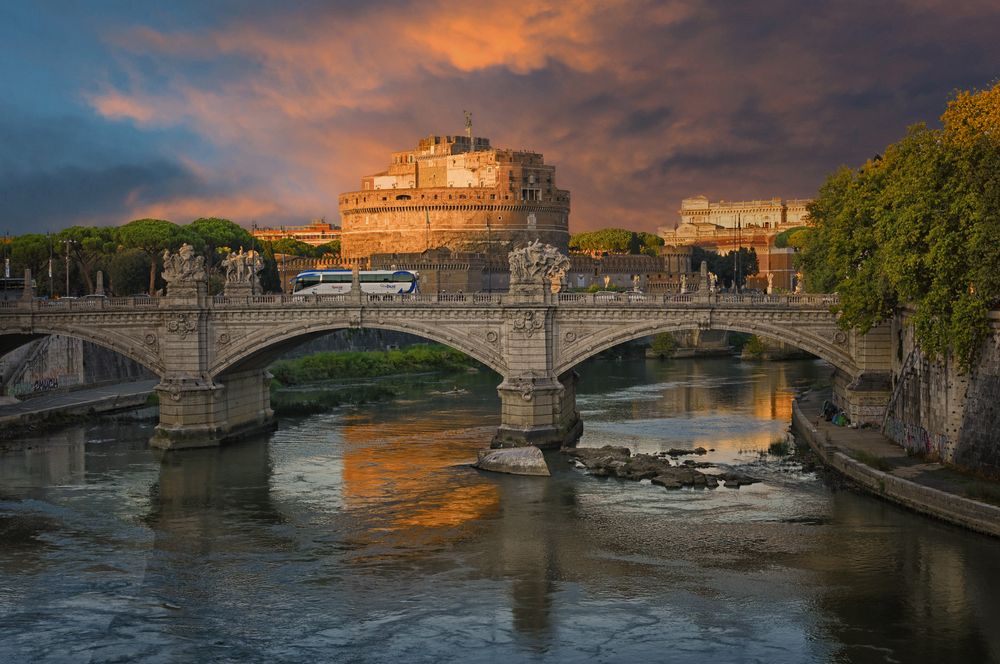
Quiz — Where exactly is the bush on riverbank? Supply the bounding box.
[742,335,767,359]
[269,344,479,386]
[649,333,677,357]
[270,384,398,416]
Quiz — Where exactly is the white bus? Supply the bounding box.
[291,269,419,295]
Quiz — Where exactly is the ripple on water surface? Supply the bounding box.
[1,359,999,663]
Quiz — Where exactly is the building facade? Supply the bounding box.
[252,220,341,246]
[658,196,811,291]
[338,134,570,260]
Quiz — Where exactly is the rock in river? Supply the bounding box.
[474,447,551,476]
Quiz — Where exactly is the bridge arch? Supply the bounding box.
[210,320,507,378]
[0,325,165,376]
[553,320,857,378]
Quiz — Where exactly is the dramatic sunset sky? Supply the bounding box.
[2,1,998,235]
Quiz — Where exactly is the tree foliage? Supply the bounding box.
[116,219,197,294]
[315,240,341,256]
[772,226,808,249]
[57,226,116,294]
[187,218,253,266]
[691,246,759,289]
[569,228,664,255]
[797,82,1000,370]
[10,233,52,282]
[270,237,319,257]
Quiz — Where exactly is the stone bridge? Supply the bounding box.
[0,285,891,450]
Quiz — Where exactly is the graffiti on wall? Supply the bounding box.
[5,375,80,397]
[883,416,951,462]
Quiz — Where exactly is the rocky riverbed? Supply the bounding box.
[561,445,761,489]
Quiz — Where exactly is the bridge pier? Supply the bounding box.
[832,323,893,425]
[151,369,274,450]
[492,370,582,449]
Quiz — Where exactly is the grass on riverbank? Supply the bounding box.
[269,345,479,386]
[270,384,398,417]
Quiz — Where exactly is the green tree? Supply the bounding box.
[258,242,282,293]
[569,228,634,254]
[10,233,52,286]
[772,226,809,248]
[106,248,150,296]
[691,246,759,289]
[187,217,253,267]
[797,81,1000,370]
[650,332,677,357]
[57,226,116,294]
[270,237,318,257]
[315,240,341,256]
[116,219,197,295]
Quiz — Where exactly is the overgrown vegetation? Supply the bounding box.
[768,438,792,456]
[269,344,479,386]
[742,335,767,359]
[270,384,398,416]
[649,332,678,357]
[796,82,1000,371]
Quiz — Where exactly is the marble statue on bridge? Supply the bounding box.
[508,240,570,294]
[162,244,207,285]
[222,248,264,296]
[161,244,207,298]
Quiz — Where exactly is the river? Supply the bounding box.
[1,356,999,663]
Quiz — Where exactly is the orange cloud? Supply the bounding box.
[83,0,1000,232]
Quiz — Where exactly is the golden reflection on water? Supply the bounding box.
[339,412,499,534]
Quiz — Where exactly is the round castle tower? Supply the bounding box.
[338,134,570,260]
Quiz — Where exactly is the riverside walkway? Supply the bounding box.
[794,389,1000,537]
[0,379,158,430]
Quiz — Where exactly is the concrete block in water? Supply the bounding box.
[474,446,550,476]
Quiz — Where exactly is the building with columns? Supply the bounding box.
[657,196,811,291]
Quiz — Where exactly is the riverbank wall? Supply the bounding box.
[0,380,158,439]
[792,395,1000,537]
[1,335,153,400]
[884,310,1000,478]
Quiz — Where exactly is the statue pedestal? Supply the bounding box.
[223,283,255,298]
[164,281,208,305]
[507,282,547,304]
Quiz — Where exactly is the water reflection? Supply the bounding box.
[797,491,1000,663]
[2,358,1000,663]
[576,357,818,455]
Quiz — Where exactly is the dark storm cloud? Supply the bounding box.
[3,0,999,231]
[0,161,206,233]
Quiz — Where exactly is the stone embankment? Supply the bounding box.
[0,379,157,439]
[793,390,1000,537]
[561,445,760,489]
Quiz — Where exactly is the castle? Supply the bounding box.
[338,134,570,260]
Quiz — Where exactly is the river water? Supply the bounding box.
[2,357,999,663]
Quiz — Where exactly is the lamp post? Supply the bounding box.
[737,214,742,293]
[2,231,8,298]
[62,239,77,297]
[47,232,53,298]
[486,217,492,292]
[250,222,258,295]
